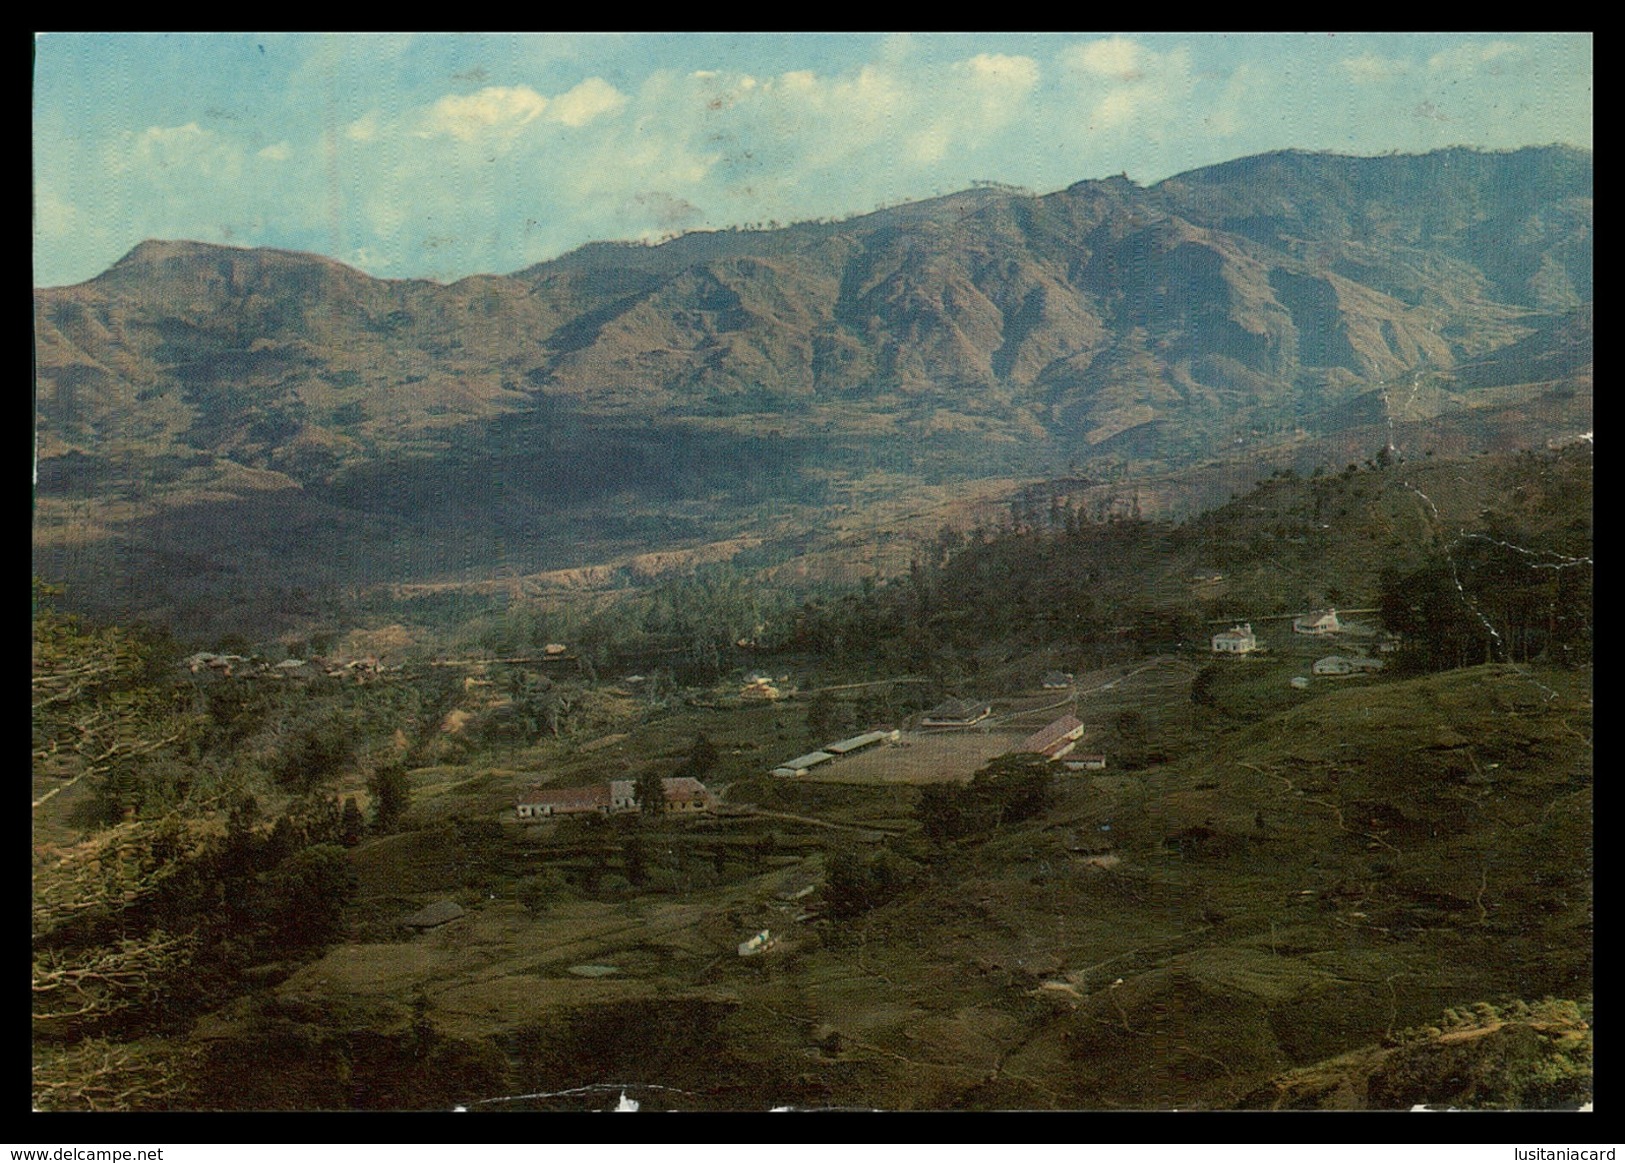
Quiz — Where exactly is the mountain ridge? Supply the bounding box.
[33,145,1592,637]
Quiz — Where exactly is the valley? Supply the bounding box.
[32,443,1592,1111]
[31,143,1591,1112]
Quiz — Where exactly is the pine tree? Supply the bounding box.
[367,763,412,832]
[634,770,666,816]
[340,797,365,847]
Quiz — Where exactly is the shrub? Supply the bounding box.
[823,845,918,919]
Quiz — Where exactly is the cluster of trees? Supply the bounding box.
[1378,453,1592,672]
[1379,541,1591,671]
[32,582,197,822]
[784,515,1172,677]
[451,563,807,685]
[820,754,1057,921]
[822,846,920,920]
[914,754,1055,845]
[33,792,359,1050]
[32,585,419,1108]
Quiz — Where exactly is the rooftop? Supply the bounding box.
[1018,715,1086,756]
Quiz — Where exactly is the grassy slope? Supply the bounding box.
[175,659,1589,1110]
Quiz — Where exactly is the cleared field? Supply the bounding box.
[796,730,1022,784]
[995,658,1196,725]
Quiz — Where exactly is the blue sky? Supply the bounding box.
[32,32,1592,287]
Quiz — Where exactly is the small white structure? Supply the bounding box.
[738,929,775,957]
[1211,623,1258,654]
[1290,676,1310,690]
[1062,754,1107,771]
[1293,609,1341,636]
[1313,656,1353,676]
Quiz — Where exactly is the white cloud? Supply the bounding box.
[779,69,815,93]
[1196,62,1261,138]
[258,141,292,161]
[419,85,548,140]
[33,186,80,239]
[347,246,391,271]
[909,124,952,165]
[899,53,1039,164]
[1064,37,1145,81]
[1058,39,1193,132]
[1428,40,1524,74]
[120,122,245,184]
[132,122,209,164]
[545,77,628,127]
[345,112,380,142]
[959,52,1040,91]
[1342,52,1412,83]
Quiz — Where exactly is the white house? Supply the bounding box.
[1211,623,1258,654]
[1294,609,1341,635]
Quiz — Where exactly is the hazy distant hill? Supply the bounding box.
[32,146,1592,638]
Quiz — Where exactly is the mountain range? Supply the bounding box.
[33,145,1592,639]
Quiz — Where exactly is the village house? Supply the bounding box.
[607,777,717,814]
[658,776,717,813]
[919,698,993,730]
[1293,608,1342,635]
[1210,623,1258,654]
[1041,671,1075,690]
[181,652,258,678]
[515,784,611,819]
[1016,715,1088,762]
[740,673,782,701]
